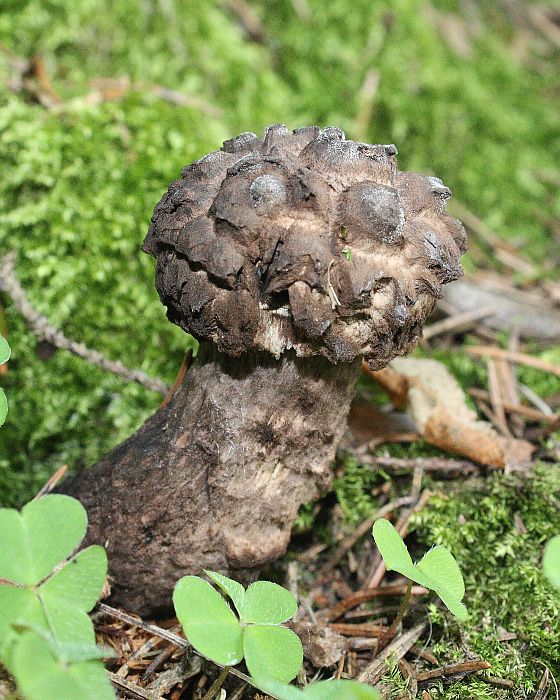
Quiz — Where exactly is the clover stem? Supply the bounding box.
[0,577,24,589]
[201,665,230,700]
[386,578,413,638]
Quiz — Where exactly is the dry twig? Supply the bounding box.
[108,672,157,699]
[466,345,560,378]
[357,622,427,685]
[423,305,495,340]
[32,465,68,500]
[160,349,193,407]
[415,659,491,684]
[324,584,428,623]
[469,389,558,424]
[0,253,169,395]
[362,455,479,476]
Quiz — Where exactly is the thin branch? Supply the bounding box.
[161,349,192,407]
[0,253,169,395]
[361,455,479,476]
[466,345,560,378]
[32,465,68,500]
[201,666,230,700]
[324,583,429,623]
[423,305,495,340]
[415,659,491,684]
[357,622,427,685]
[469,388,558,424]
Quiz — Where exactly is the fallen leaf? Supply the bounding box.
[367,358,534,469]
[347,402,418,445]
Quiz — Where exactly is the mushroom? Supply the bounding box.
[61,125,466,615]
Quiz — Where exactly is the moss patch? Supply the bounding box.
[400,466,560,697]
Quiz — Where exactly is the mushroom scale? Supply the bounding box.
[143,124,466,368]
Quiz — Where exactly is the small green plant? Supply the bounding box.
[372,518,468,625]
[0,336,10,426]
[11,629,114,700]
[256,677,380,700]
[173,570,303,683]
[0,494,113,699]
[543,535,560,590]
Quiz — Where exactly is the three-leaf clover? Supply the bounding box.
[11,630,115,700]
[173,570,303,683]
[0,336,10,426]
[543,535,560,590]
[372,519,467,621]
[255,677,380,700]
[0,495,108,669]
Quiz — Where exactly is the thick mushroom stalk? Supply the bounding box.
[61,125,466,615]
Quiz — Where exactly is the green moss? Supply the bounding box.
[332,459,560,697]
[407,466,560,697]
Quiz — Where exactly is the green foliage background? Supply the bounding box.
[1,0,559,503]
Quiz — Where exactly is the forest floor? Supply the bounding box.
[1,1,559,698]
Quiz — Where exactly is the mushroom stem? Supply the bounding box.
[60,343,361,615]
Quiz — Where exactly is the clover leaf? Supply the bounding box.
[0,337,10,365]
[255,677,380,700]
[172,576,243,666]
[372,518,467,621]
[543,535,560,590]
[0,336,10,426]
[207,570,297,624]
[0,495,108,668]
[173,572,302,683]
[11,630,115,700]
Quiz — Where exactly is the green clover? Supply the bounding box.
[0,495,107,669]
[173,571,303,683]
[11,630,114,700]
[372,518,467,621]
[255,677,380,700]
[543,535,560,590]
[0,336,10,426]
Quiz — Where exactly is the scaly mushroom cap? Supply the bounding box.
[143,125,466,368]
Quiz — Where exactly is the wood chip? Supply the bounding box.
[408,645,438,665]
[370,357,534,469]
[399,657,418,696]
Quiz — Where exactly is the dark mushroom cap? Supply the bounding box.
[143,125,466,368]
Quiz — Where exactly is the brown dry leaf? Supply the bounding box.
[371,358,534,469]
[347,401,418,445]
